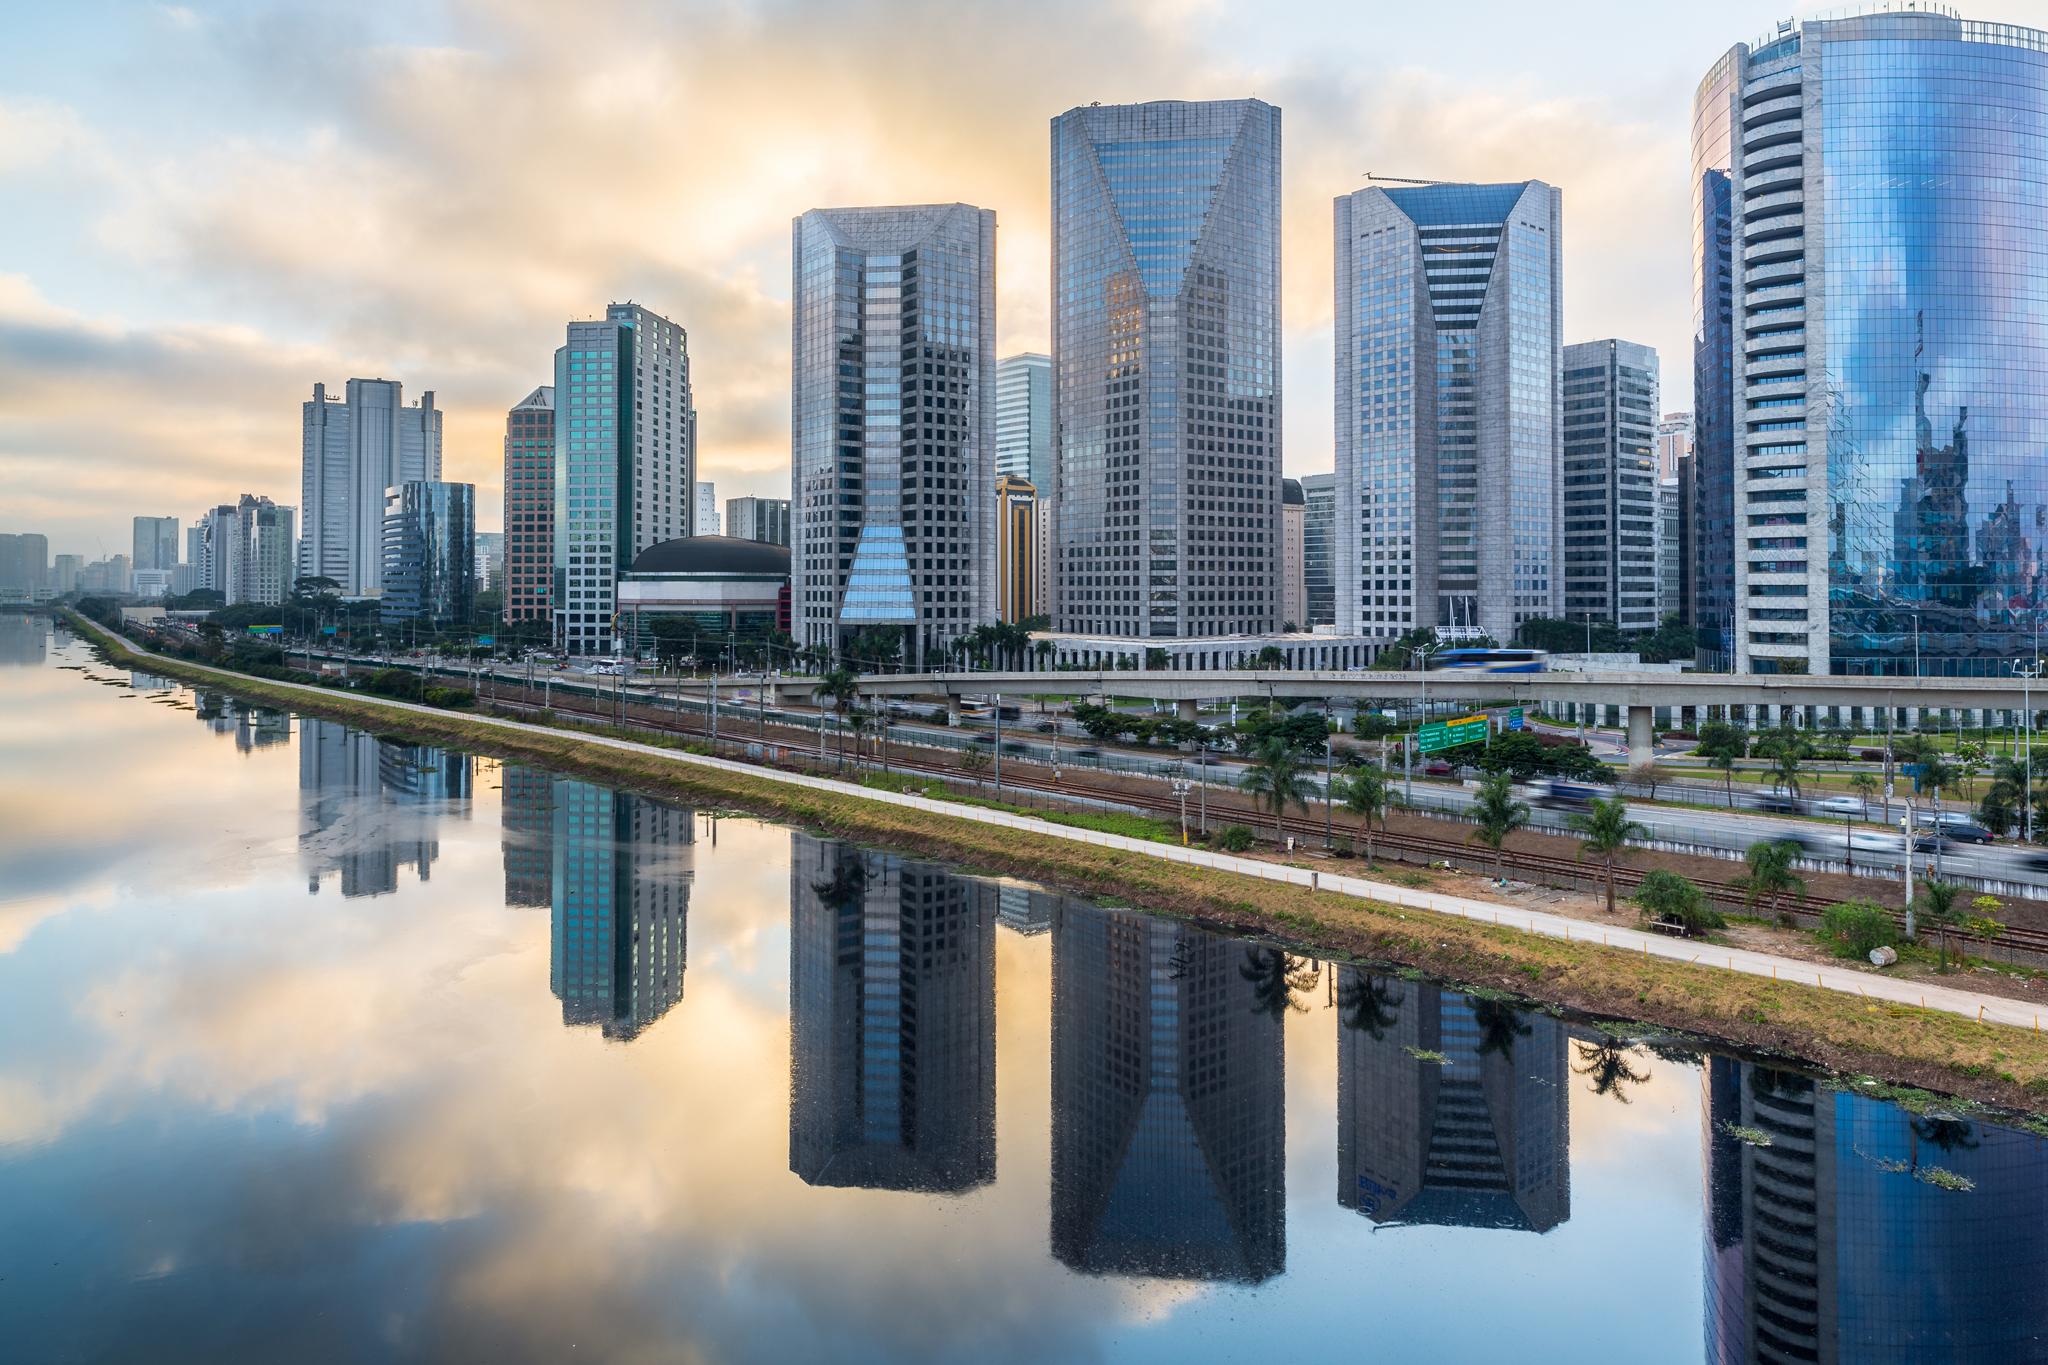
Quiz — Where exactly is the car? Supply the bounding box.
[1815,795,1866,817]
[1423,760,1455,777]
[968,733,995,745]
[1071,747,1101,759]
[1750,792,1801,815]
[1910,830,1952,853]
[1930,814,1994,844]
[1843,830,1905,853]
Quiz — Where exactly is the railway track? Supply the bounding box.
[481,682,2048,961]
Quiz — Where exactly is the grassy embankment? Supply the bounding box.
[69,613,2048,1117]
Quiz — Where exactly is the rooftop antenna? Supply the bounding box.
[1365,172,1442,186]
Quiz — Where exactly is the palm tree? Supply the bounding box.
[1849,770,1880,819]
[1760,729,1809,802]
[1469,771,1531,880]
[1239,946,1318,1019]
[1472,997,1532,1061]
[847,709,872,772]
[1570,796,1648,914]
[1338,970,1403,1038]
[1736,838,1806,924]
[1239,736,1313,846]
[1918,879,1963,972]
[813,667,859,765]
[1343,764,1392,862]
[1572,1038,1652,1104]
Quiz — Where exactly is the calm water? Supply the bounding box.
[5,615,2048,1363]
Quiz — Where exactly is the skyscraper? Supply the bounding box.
[1050,904,1284,1281]
[1051,99,1282,639]
[995,474,1038,623]
[791,204,996,666]
[1694,10,2048,676]
[0,534,48,595]
[1659,475,1685,624]
[502,385,555,625]
[997,352,1054,612]
[1336,974,1568,1233]
[694,481,719,537]
[1561,339,1661,634]
[550,781,692,1039]
[789,835,995,1192]
[1334,180,1563,642]
[233,494,296,607]
[1656,411,1694,482]
[1300,472,1336,627]
[300,379,442,595]
[131,516,180,574]
[1281,478,1306,629]
[554,304,695,655]
[725,496,791,547]
[380,481,475,627]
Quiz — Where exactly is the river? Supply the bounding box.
[3,615,2046,1362]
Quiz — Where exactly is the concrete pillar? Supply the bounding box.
[1627,704,1655,771]
[946,695,962,727]
[1176,697,1198,724]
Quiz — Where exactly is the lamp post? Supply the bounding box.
[1323,698,1335,849]
[1172,775,1191,846]
[2021,659,2041,845]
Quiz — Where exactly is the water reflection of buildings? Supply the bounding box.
[789,834,996,1193]
[1703,1056,2048,1363]
[193,690,291,751]
[996,883,1054,935]
[1050,904,1285,1282]
[0,614,48,666]
[298,717,471,898]
[499,765,555,908]
[1336,973,1569,1233]
[549,781,692,1039]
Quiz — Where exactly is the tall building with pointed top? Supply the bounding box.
[790,204,996,666]
[554,304,695,656]
[1051,99,1282,639]
[1335,180,1563,643]
[502,385,556,625]
[300,379,442,596]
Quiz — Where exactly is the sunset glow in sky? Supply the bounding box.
[6,0,2040,558]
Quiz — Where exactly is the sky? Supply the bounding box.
[4,0,2042,561]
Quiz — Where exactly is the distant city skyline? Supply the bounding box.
[21,2,2048,556]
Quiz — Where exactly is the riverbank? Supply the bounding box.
[68,612,2048,1116]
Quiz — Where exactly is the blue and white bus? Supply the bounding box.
[1425,647,1549,674]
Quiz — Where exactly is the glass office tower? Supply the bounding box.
[1334,180,1563,642]
[790,204,996,667]
[1694,10,2048,675]
[1051,99,1282,639]
[379,480,475,628]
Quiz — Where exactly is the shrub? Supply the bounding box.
[1818,900,1899,960]
[1215,825,1256,852]
[1632,869,1724,937]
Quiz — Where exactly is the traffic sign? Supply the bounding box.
[1506,706,1525,732]
[1418,713,1489,754]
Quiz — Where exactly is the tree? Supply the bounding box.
[1918,879,1963,973]
[1634,869,1724,937]
[1252,644,1287,670]
[1239,736,1313,845]
[1472,997,1532,1061]
[1570,796,1648,914]
[1627,762,1669,802]
[1338,971,1403,1038]
[1572,1038,1652,1104]
[1696,719,1749,806]
[1736,839,1806,925]
[1342,764,1393,863]
[1755,725,1810,801]
[1239,946,1318,1018]
[813,667,859,764]
[1469,771,1531,880]
[1849,771,1880,819]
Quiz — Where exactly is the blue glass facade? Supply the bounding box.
[1696,13,2048,675]
[379,479,474,628]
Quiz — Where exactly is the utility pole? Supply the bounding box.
[1903,796,1917,939]
[1323,698,1335,849]
[993,692,1002,793]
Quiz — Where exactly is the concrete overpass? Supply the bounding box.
[696,668,2046,768]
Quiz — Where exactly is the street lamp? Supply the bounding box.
[2021,658,2042,844]
[1172,775,1191,846]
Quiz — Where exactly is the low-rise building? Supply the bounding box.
[616,535,791,654]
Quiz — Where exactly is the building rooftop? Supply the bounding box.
[627,535,791,577]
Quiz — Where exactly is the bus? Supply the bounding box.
[1426,647,1549,674]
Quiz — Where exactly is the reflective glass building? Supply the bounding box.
[1694,10,2048,675]
[379,480,475,628]
[790,204,997,666]
[1334,181,1563,642]
[1051,99,1282,639]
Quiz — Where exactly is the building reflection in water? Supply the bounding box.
[0,614,49,666]
[298,717,471,898]
[1703,1056,2048,1363]
[548,780,692,1039]
[499,765,556,909]
[1050,903,1285,1282]
[1336,971,1569,1233]
[788,833,996,1193]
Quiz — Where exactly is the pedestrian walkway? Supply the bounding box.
[100,624,2046,1034]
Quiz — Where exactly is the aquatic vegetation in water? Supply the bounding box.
[1718,1122,1773,1148]
[1403,1046,1449,1065]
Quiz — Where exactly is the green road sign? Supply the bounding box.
[1506,706,1525,732]
[1418,713,1489,754]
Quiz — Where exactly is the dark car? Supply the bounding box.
[1931,817,1994,844]
[1423,760,1455,777]
[1751,792,1801,815]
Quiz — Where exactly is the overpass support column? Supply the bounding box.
[1627,704,1655,771]
[946,695,962,727]
[1176,698,1199,725]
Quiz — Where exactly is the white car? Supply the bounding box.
[1815,795,1866,817]
[1843,830,1904,853]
